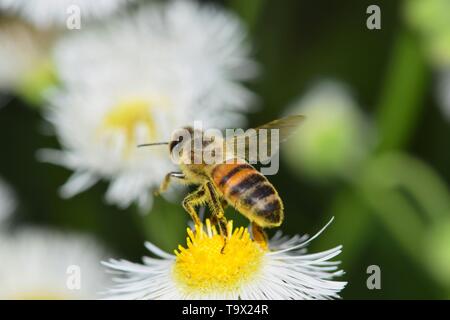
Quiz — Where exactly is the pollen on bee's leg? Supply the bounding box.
[255,239,269,251]
[251,222,269,251]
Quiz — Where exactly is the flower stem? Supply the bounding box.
[376,30,428,151]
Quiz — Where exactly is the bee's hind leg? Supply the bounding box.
[209,199,228,225]
[251,222,269,251]
[205,182,228,253]
[220,199,228,210]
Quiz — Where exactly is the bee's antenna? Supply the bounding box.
[137,142,169,148]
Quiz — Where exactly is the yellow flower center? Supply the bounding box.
[102,99,156,148]
[173,220,265,295]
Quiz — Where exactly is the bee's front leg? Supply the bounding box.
[182,186,207,226]
[155,172,185,195]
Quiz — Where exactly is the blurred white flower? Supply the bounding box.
[437,70,450,121]
[283,81,373,180]
[404,0,450,122]
[0,0,131,28]
[103,219,346,300]
[40,1,257,210]
[0,177,15,225]
[0,228,108,299]
[0,18,55,103]
[404,0,450,68]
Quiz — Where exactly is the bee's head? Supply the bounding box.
[137,126,197,164]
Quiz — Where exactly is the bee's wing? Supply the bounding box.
[254,114,305,142]
[223,115,305,163]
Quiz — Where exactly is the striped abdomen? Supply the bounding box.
[211,162,284,228]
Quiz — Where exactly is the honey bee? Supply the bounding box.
[139,115,304,249]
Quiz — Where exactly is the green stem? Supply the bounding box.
[327,29,429,264]
[376,30,428,151]
[379,153,450,224]
[360,188,425,264]
[357,152,450,269]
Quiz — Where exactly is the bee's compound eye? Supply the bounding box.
[169,140,178,153]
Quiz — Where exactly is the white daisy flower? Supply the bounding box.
[103,218,346,300]
[0,177,16,225]
[0,18,54,102]
[0,228,108,299]
[0,0,131,28]
[40,1,257,210]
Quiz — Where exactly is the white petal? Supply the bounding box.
[59,171,99,198]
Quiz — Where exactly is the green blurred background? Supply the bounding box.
[1,0,450,299]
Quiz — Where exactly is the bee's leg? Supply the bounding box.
[251,222,269,250]
[210,200,228,225]
[204,182,227,233]
[205,182,228,252]
[156,172,185,195]
[182,186,207,226]
[220,199,228,210]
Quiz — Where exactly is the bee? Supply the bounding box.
[139,115,304,249]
